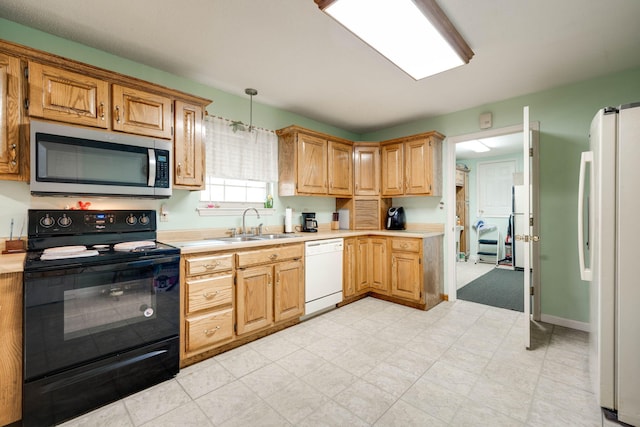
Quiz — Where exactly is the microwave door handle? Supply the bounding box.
[148,149,156,187]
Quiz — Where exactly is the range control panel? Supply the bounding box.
[28,209,156,236]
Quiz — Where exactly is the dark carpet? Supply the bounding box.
[457,268,524,312]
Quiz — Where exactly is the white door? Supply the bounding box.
[518,106,540,349]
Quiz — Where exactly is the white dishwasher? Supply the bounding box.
[304,238,344,316]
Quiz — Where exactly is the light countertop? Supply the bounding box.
[0,252,26,274]
[166,229,444,255]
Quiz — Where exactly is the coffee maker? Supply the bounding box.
[301,212,318,232]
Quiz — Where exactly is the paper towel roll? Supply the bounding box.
[284,208,293,233]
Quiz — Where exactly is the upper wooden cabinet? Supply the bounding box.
[112,84,172,139]
[0,52,27,181]
[353,143,380,196]
[328,140,353,196]
[380,132,444,197]
[277,125,353,197]
[28,62,109,128]
[174,101,205,189]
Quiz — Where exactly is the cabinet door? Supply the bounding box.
[274,259,304,322]
[328,140,353,196]
[174,101,204,189]
[28,62,109,128]
[236,265,274,335]
[0,272,22,426]
[355,238,370,292]
[391,251,421,301]
[381,143,404,196]
[112,84,172,139]
[354,145,380,196]
[297,133,327,194]
[343,238,357,298]
[405,138,431,195]
[0,53,23,180]
[370,237,388,294]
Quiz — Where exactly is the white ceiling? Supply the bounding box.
[1,0,640,134]
[455,133,522,160]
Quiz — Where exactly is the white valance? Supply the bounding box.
[204,115,278,182]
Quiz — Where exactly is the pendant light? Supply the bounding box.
[245,88,257,133]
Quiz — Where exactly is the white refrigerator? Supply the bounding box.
[578,103,640,426]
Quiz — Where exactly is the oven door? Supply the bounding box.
[24,255,180,381]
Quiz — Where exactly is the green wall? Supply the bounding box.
[2,17,640,324]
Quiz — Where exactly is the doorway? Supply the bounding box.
[446,124,540,318]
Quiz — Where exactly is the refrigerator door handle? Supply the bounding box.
[578,151,593,281]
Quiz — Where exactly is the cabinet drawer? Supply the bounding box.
[185,253,233,276]
[391,238,421,253]
[186,307,233,352]
[236,244,303,268]
[186,274,233,314]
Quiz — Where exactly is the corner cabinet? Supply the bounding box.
[381,131,444,197]
[277,125,353,197]
[356,237,388,295]
[174,101,205,189]
[0,52,27,181]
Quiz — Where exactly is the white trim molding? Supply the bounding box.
[540,314,589,332]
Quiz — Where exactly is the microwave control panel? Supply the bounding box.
[155,149,170,188]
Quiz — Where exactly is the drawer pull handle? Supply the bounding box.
[203,291,219,299]
[98,102,105,120]
[115,105,121,123]
[401,243,408,249]
[204,326,220,336]
[269,254,278,260]
[204,261,220,269]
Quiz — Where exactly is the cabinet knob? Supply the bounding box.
[269,254,278,260]
[204,326,220,336]
[9,143,17,167]
[203,291,219,299]
[177,162,182,177]
[204,261,220,269]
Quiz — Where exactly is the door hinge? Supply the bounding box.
[529,217,534,227]
[530,286,534,296]
[23,66,28,79]
[234,323,237,332]
[24,98,29,110]
[171,126,174,137]
[529,148,534,157]
[419,258,422,264]
[234,275,237,285]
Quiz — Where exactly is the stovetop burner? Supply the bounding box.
[24,209,179,271]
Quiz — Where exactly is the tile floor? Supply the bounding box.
[60,298,602,426]
[456,260,495,290]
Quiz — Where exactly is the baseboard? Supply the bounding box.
[540,314,589,332]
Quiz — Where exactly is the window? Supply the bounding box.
[198,115,278,215]
[200,178,270,206]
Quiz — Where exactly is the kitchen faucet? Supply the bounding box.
[242,208,261,236]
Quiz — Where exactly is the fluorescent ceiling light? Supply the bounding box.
[315,0,474,80]
[459,140,490,153]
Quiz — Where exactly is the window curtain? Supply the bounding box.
[204,115,278,182]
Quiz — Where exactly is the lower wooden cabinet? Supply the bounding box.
[236,244,304,336]
[343,237,357,298]
[356,237,389,295]
[0,271,22,426]
[342,235,443,310]
[390,238,422,301]
[181,253,234,360]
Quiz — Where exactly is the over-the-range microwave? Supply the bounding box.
[30,119,172,198]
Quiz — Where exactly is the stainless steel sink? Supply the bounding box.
[210,236,262,243]
[208,234,299,243]
[251,233,297,240]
